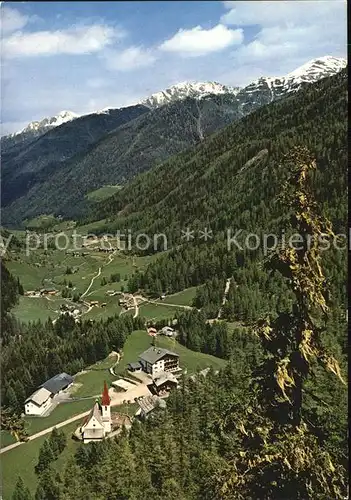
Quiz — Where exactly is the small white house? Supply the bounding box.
[24,388,52,416]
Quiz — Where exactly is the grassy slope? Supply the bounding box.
[163,286,198,306]
[86,185,122,202]
[138,302,185,320]
[7,248,161,322]
[115,329,226,375]
[12,297,65,323]
[1,422,79,500]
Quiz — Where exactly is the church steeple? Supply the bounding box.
[102,380,111,406]
[101,381,111,433]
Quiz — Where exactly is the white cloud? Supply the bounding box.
[221,1,346,27]
[103,46,157,71]
[0,6,30,35]
[219,0,347,84]
[86,77,109,89]
[2,24,125,58]
[159,24,243,57]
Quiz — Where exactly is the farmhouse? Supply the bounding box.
[40,372,73,395]
[138,347,180,377]
[24,388,52,416]
[24,372,73,416]
[160,326,176,337]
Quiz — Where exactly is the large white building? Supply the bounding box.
[138,347,180,377]
[24,372,73,416]
[24,388,52,416]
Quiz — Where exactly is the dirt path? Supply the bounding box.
[155,301,192,310]
[83,246,117,298]
[81,267,102,298]
[217,277,232,319]
[132,295,139,318]
[110,352,121,376]
[0,410,92,454]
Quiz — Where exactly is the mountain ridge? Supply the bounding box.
[3,55,345,141]
[1,56,346,226]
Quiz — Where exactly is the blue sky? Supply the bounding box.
[1,1,347,135]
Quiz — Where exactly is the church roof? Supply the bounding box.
[102,381,111,405]
[82,402,104,428]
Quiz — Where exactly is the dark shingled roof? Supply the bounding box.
[128,362,142,370]
[40,372,73,395]
[139,347,179,365]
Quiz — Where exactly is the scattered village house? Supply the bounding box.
[149,371,178,396]
[25,372,73,416]
[160,326,176,337]
[79,382,111,443]
[138,347,180,377]
[135,394,167,419]
[127,361,143,373]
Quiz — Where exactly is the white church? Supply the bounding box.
[78,381,112,443]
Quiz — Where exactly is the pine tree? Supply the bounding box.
[49,428,66,458]
[35,469,62,500]
[35,440,55,475]
[12,477,32,500]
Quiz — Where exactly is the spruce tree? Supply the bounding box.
[35,440,55,475]
[12,477,32,500]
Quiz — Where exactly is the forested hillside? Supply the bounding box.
[1,93,243,225]
[1,105,149,208]
[89,70,347,325]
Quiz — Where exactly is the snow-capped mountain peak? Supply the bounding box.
[239,55,346,110]
[4,55,346,141]
[285,55,346,81]
[12,110,79,137]
[139,81,241,109]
